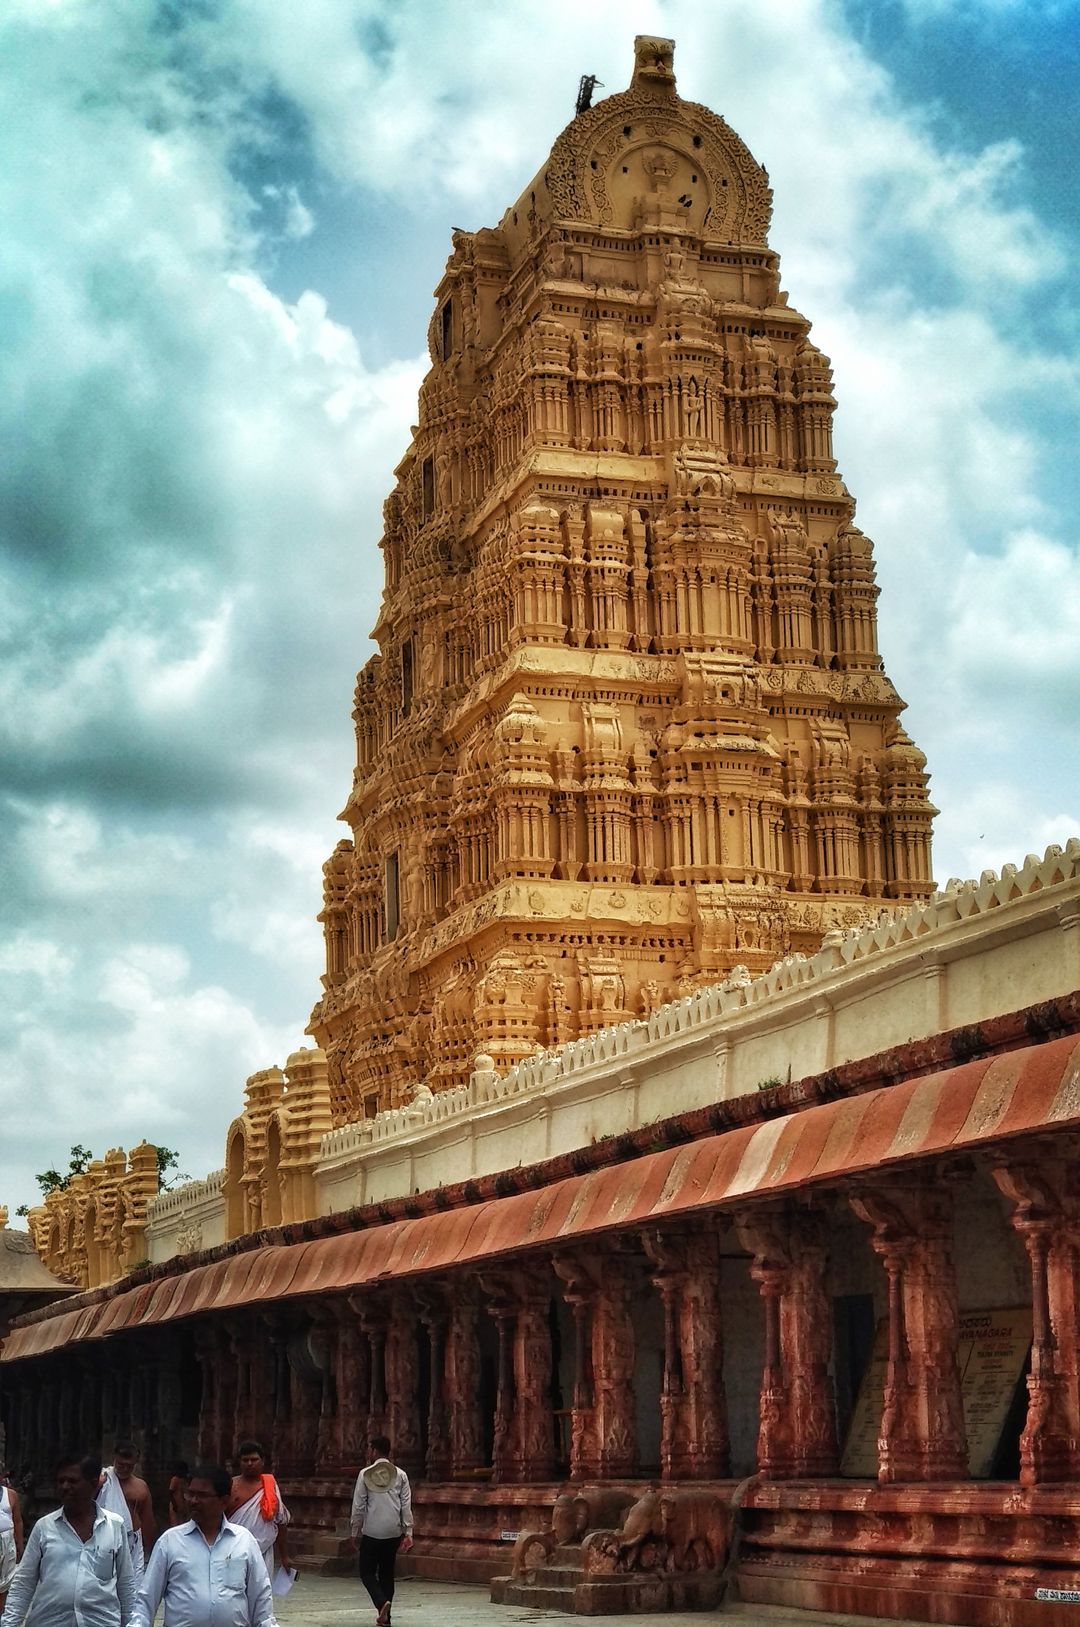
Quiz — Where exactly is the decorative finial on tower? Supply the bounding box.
[575,73,602,115]
[631,35,676,93]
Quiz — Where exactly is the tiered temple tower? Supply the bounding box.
[310,37,935,1119]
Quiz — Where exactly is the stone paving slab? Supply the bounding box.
[277,1572,910,1627]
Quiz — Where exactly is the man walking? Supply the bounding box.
[1,1452,135,1627]
[97,1443,155,1581]
[349,1438,413,1627]
[225,1442,290,1578]
[133,1464,275,1627]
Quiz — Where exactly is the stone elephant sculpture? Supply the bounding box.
[571,1486,637,1539]
[659,1489,731,1572]
[615,1490,664,1569]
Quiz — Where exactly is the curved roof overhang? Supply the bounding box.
[4,1032,1078,1365]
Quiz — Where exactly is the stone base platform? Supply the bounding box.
[286,1475,1080,1624]
[492,1543,725,1615]
[740,1481,1080,1627]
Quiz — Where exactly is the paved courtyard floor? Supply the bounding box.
[277,1572,906,1627]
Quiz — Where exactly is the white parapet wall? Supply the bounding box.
[146,1170,226,1263]
[144,841,1080,1262]
[315,841,1080,1214]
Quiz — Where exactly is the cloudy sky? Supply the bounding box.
[1,0,1077,1220]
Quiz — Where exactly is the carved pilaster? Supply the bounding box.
[851,1179,967,1482]
[417,1287,451,1481]
[644,1227,729,1478]
[555,1249,636,1478]
[385,1292,422,1474]
[446,1283,486,1476]
[991,1150,1079,1483]
[736,1205,838,1479]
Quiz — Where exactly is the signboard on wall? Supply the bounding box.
[840,1306,1032,1478]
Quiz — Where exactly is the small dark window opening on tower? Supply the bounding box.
[422,455,435,521]
[401,639,414,715]
[440,298,453,358]
[384,851,400,942]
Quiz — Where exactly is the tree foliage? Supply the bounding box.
[16,1142,190,1212]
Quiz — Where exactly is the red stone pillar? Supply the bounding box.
[334,1299,371,1468]
[385,1293,423,1475]
[991,1155,1079,1483]
[491,1304,516,1483]
[736,1207,838,1478]
[554,1263,596,1482]
[851,1181,967,1482]
[446,1283,485,1477]
[417,1289,451,1481]
[194,1324,224,1463]
[644,1228,729,1478]
[512,1291,556,1482]
[555,1250,637,1478]
[360,1307,388,1448]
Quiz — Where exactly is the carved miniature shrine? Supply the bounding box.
[311,33,935,1120]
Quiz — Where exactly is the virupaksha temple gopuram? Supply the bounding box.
[6,35,1080,1625]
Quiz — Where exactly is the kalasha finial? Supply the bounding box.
[631,35,676,92]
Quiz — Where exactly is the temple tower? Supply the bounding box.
[310,36,935,1119]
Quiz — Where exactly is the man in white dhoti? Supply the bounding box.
[97,1442,155,1582]
[226,1443,290,1579]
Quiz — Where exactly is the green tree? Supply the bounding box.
[154,1146,191,1191]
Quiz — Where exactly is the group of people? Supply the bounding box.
[0,1435,413,1627]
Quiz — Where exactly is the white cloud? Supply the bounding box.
[0,0,1076,1215]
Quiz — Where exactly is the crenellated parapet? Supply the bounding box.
[26,1141,160,1289]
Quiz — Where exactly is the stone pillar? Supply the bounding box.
[555,1250,636,1479]
[644,1227,730,1478]
[335,1298,371,1468]
[491,1303,516,1484]
[266,1316,293,1469]
[194,1325,223,1463]
[285,1318,323,1469]
[736,1206,838,1478]
[361,1308,388,1447]
[307,1312,338,1465]
[480,1268,557,1483]
[446,1283,485,1477]
[512,1289,556,1482]
[385,1292,422,1474]
[851,1180,968,1483]
[991,1152,1079,1483]
[417,1289,451,1481]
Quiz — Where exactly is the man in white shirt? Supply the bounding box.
[133,1464,275,1627]
[1,1451,135,1627]
[349,1437,413,1627]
